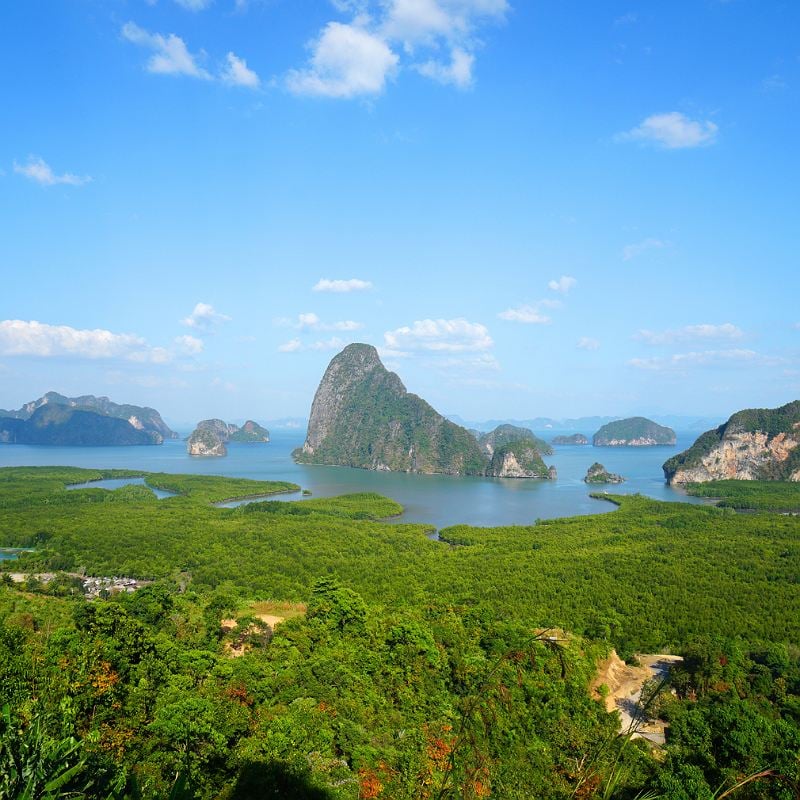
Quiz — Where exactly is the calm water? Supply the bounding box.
[66,476,177,499]
[0,431,706,528]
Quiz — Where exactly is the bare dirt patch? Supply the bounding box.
[593,650,683,745]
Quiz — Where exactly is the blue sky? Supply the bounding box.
[1,0,798,425]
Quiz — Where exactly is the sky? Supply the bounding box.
[1,0,798,427]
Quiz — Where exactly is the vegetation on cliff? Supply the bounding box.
[593,417,676,447]
[295,344,488,475]
[485,439,553,478]
[187,419,270,455]
[228,420,270,442]
[478,424,553,456]
[584,462,625,484]
[663,400,800,483]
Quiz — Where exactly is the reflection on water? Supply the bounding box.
[2,431,706,528]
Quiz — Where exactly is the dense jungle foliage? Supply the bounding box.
[684,480,800,511]
[0,467,798,798]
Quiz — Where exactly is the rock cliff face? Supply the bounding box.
[0,392,177,441]
[478,424,553,456]
[295,344,490,475]
[186,419,271,456]
[552,434,589,446]
[187,419,233,457]
[485,441,556,479]
[584,462,624,484]
[0,405,158,446]
[593,417,676,447]
[664,401,800,484]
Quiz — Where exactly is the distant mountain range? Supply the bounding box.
[447,414,723,434]
[0,392,176,446]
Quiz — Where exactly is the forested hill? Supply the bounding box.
[0,391,176,439]
[295,343,488,475]
[593,417,676,447]
[0,392,176,446]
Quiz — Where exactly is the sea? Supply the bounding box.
[0,430,708,529]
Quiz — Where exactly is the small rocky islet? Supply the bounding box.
[584,462,625,484]
[187,419,270,457]
[552,433,589,445]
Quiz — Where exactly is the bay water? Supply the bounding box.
[0,430,706,529]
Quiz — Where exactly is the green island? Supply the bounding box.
[1,466,799,798]
[592,417,677,447]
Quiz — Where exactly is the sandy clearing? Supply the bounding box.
[594,651,683,745]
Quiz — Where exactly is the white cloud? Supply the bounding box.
[384,318,493,352]
[635,323,744,346]
[278,336,352,353]
[310,336,348,351]
[416,47,474,88]
[211,377,237,392]
[287,0,507,99]
[547,275,577,294]
[287,22,399,98]
[181,302,231,332]
[278,338,303,353]
[577,337,600,351]
[122,22,211,79]
[381,0,508,48]
[614,12,637,26]
[313,277,373,293]
[276,313,363,331]
[106,371,189,389]
[0,320,171,363]
[174,334,204,354]
[497,305,551,324]
[629,349,784,371]
[622,238,667,261]
[221,52,260,87]
[14,157,91,187]
[175,0,212,9]
[617,112,718,149]
[762,74,786,93]
[434,353,500,372]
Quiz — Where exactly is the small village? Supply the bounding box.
[7,571,147,599]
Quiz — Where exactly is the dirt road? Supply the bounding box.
[594,651,683,744]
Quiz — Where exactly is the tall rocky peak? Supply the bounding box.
[303,343,399,455]
[296,343,489,475]
[664,400,800,484]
